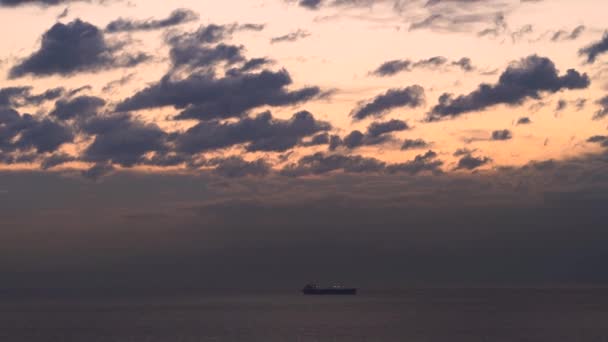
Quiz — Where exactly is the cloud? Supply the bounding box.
[0,86,65,107]
[208,156,271,178]
[270,29,311,44]
[351,85,425,120]
[40,153,76,170]
[401,138,430,150]
[491,129,513,141]
[105,8,199,33]
[49,95,106,121]
[428,55,589,121]
[81,113,167,167]
[386,150,443,175]
[594,95,608,120]
[174,110,331,154]
[371,56,473,77]
[0,0,82,6]
[551,25,585,42]
[456,154,492,170]
[366,119,409,137]
[579,31,608,64]
[0,108,73,154]
[281,149,443,176]
[81,162,114,180]
[9,19,150,78]
[117,69,321,121]
[516,117,531,125]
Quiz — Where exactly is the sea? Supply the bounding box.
[2,289,608,342]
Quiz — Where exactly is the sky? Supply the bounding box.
[1,0,608,292]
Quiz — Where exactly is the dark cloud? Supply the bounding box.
[81,113,167,167]
[586,136,608,148]
[81,162,114,180]
[0,108,73,154]
[281,149,443,176]
[551,25,585,42]
[301,132,330,146]
[386,150,443,175]
[270,29,311,44]
[9,19,150,78]
[105,8,199,33]
[555,99,567,112]
[367,119,409,137]
[49,95,106,121]
[516,117,531,125]
[351,85,425,120]
[579,32,608,64]
[299,0,322,9]
[281,152,386,176]
[208,156,271,178]
[117,70,321,121]
[169,42,246,69]
[491,129,513,141]
[428,55,589,121]
[174,110,330,154]
[594,95,608,120]
[40,153,76,170]
[0,0,81,6]
[456,154,492,170]
[371,56,473,77]
[401,138,430,150]
[0,86,64,107]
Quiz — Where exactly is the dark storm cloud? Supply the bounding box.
[105,8,199,33]
[208,156,271,178]
[351,85,425,120]
[428,55,589,121]
[594,95,608,120]
[491,129,512,141]
[81,113,167,167]
[456,154,492,170]
[579,32,608,64]
[49,95,106,121]
[117,70,321,121]
[174,110,330,154]
[270,29,311,44]
[401,138,430,150]
[9,19,150,78]
[371,56,473,77]
[0,86,65,107]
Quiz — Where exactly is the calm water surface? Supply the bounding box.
[2,289,608,342]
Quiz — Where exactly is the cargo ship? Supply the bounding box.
[301,284,357,295]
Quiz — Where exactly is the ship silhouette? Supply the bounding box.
[301,283,357,295]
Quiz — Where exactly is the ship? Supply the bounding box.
[301,283,357,295]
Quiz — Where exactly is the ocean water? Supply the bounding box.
[2,289,608,342]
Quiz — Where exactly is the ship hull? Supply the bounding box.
[302,288,357,295]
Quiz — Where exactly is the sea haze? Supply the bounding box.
[2,289,608,342]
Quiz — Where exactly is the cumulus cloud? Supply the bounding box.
[0,86,64,107]
[0,108,74,154]
[174,110,330,154]
[351,85,425,120]
[49,95,106,121]
[594,95,608,120]
[117,69,321,121]
[428,55,589,121]
[208,156,271,178]
[9,19,150,78]
[401,138,430,150]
